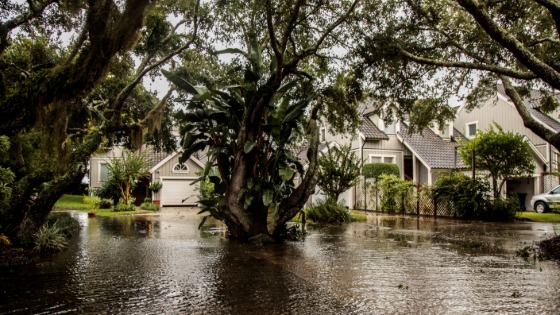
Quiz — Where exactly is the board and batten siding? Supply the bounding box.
[151,153,203,182]
[455,97,548,148]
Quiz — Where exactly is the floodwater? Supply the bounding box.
[1,209,560,315]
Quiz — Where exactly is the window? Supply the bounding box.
[369,155,395,164]
[320,128,326,142]
[467,122,478,138]
[440,123,450,137]
[99,163,109,182]
[172,163,189,173]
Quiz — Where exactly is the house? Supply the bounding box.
[454,84,557,210]
[89,147,205,207]
[316,100,468,209]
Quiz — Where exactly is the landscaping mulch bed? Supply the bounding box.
[0,248,38,267]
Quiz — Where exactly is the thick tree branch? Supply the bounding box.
[400,49,539,80]
[458,0,560,89]
[499,75,560,151]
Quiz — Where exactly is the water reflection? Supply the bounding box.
[1,210,559,314]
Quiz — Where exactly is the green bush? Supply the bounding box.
[363,163,400,180]
[45,212,80,238]
[378,174,414,213]
[84,195,101,210]
[34,223,68,252]
[306,198,351,223]
[99,199,113,209]
[433,173,490,219]
[140,201,160,211]
[114,202,136,212]
[433,173,517,221]
[485,195,519,221]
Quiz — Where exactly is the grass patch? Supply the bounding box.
[54,194,156,217]
[78,209,155,217]
[517,211,560,223]
[54,194,90,210]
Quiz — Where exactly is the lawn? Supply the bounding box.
[53,194,90,210]
[517,211,560,223]
[54,194,157,217]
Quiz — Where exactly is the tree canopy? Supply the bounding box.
[459,124,534,197]
[317,144,361,201]
[358,0,560,147]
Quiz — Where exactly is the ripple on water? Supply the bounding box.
[1,212,560,314]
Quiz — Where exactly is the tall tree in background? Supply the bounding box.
[459,125,534,197]
[358,0,560,146]
[0,0,204,245]
[316,145,360,202]
[166,0,364,240]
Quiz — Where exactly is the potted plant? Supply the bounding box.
[149,182,163,204]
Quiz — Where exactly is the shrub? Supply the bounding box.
[45,212,80,238]
[84,195,101,210]
[433,173,490,219]
[114,202,136,212]
[140,201,160,211]
[363,163,400,180]
[99,199,113,209]
[485,195,519,221]
[378,174,414,213]
[34,223,68,252]
[306,198,351,223]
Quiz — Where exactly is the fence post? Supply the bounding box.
[416,184,420,216]
[433,198,437,218]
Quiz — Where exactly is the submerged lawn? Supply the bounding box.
[54,194,157,217]
[517,211,560,223]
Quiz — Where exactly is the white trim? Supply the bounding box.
[368,154,396,164]
[523,136,548,164]
[97,161,110,183]
[320,127,326,142]
[397,139,432,176]
[172,162,190,174]
[149,150,205,174]
[160,176,198,180]
[466,121,478,138]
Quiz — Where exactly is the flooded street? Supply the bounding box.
[1,209,559,314]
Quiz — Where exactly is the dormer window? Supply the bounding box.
[440,123,450,138]
[172,163,189,173]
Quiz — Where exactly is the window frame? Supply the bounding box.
[172,162,190,174]
[466,121,478,138]
[98,162,109,182]
[368,154,396,164]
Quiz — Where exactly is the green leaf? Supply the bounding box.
[214,48,248,57]
[162,70,199,95]
[198,215,209,230]
[279,166,295,181]
[247,178,254,189]
[244,141,256,153]
[263,190,273,206]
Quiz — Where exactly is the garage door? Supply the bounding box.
[160,179,199,206]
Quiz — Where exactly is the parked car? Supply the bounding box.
[530,185,560,213]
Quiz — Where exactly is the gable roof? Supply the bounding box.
[149,150,205,173]
[361,118,389,140]
[398,123,468,170]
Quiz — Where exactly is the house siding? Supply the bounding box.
[455,97,548,148]
[152,154,203,182]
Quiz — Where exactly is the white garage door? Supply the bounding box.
[161,179,199,206]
